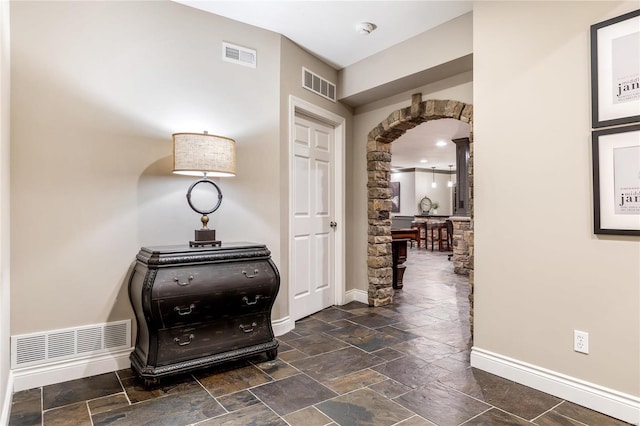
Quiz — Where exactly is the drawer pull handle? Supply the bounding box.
[174,334,194,346]
[174,304,195,315]
[242,295,261,306]
[239,322,257,333]
[242,269,259,279]
[173,275,194,286]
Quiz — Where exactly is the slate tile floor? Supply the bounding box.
[9,248,630,426]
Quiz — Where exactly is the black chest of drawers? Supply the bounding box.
[128,243,280,387]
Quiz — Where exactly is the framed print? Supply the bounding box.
[390,181,400,213]
[590,9,640,128]
[592,124,640,235]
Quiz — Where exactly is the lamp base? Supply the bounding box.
[190,229,221,247]
[190,240,221,247]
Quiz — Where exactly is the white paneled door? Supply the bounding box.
[292,112,335,321]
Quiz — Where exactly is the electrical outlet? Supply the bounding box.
[574,330,589,354]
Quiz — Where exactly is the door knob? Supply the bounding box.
[330,221,337,229]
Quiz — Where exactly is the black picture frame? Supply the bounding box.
[390,181,400,213]
[590,9,640,128]
[592,124,640,235]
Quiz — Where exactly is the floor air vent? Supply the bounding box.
[222,42,256,68]
[302,67,336,102]
[11,320,131,369]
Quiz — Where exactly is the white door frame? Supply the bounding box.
[288,95,346,323]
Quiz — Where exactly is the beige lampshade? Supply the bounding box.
[172,133,236,177]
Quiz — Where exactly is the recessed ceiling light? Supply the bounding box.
[420,159,428,163]
[436,141,447,147]
[356,22,377,35]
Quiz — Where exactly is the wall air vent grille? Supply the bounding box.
[11,320,131,369]
[77,327,102,354]
[47,331,75,359]
[105,322,128,348]
[302,67,336,102]
[15,335,46,365]
[222,42,257,68]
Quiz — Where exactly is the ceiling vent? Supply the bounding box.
[222,42,256,68]
[302,67,336,102]
[11,320,131,369]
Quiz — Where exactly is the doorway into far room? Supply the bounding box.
[367,95,474,339]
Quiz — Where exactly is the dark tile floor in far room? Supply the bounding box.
[9,248,630,426]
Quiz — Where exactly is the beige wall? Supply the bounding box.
[391,170,456,217]
[278,36,353,319]
[340,12,473,105]
[391,171,416,217]
[10,1,284,333]
[474,1,639,396]
[348,72,473,293]
[414,169,456,216]
[9,1,356,339]
[1,0,10,417]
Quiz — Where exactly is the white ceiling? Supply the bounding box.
[175,1,473,170]
[392,118,469,171]
[175,1,473,69]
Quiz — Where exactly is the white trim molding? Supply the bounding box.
[272,316,294,337]
[471,347,640,425]
[11,347,133,392]
[1,371,13,426]
[343,289,368,305]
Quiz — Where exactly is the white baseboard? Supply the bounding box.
[343,289,368,305]
[272,316,294,337]
[471,347,640,425]
[1,371,13,426]
[11,347,133,392]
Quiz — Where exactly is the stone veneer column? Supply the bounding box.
[450,217,472,275]
[450,216,473,329]
[468,122,475,332]
[367,140,394,306]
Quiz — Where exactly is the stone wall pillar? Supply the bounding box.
[367,140,394,306]
[449,216,472,275]
[450,216,473,331]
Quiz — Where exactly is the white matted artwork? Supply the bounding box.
[592,124,640,235]
[591,9,640,127]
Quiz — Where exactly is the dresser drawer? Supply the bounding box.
[155,314,271,366]
[152,260,275,299]
[154,285,274,328]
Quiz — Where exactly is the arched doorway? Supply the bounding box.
[366,94,474,326]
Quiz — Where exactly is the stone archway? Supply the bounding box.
[366,93,474,322]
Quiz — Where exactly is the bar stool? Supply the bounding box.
[410,221,424,249]
[430,222,448,251]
